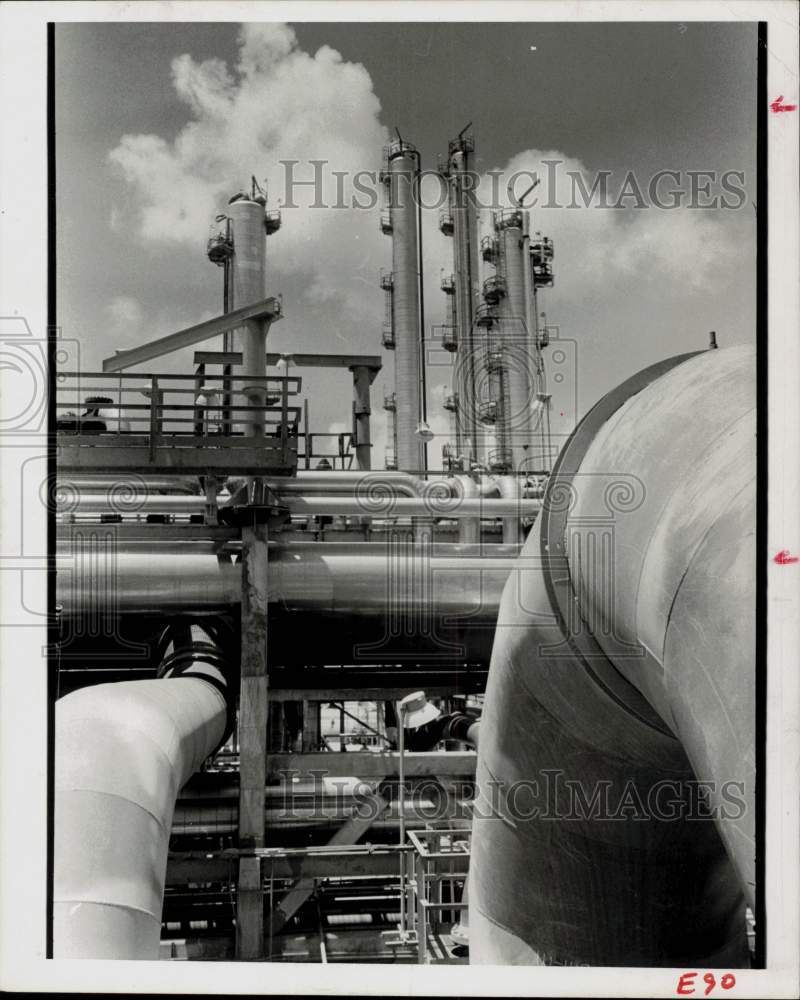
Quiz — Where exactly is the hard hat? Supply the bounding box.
[399,691,440,730]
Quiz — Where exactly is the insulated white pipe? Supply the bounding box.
[54,675,227,958]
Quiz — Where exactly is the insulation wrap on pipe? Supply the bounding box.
[470,345,755,967]
[54,620,235,959]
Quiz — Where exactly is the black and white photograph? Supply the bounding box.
[0,1,798,996]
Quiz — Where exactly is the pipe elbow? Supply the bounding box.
[54,620,232,959]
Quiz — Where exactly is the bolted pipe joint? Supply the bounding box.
[154,617,239,752]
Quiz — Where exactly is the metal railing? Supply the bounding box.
[382,324,396,350]
[438,210,454,236]
[485,350,504,373]
[383,138,418,165]
[300,431,355,471]
[487,447,513,472]
[480,235,497,264]
[407,825,471,964]
[493,207,523,231]
[478,400,498,424]
[433,324,457,352]
[474,303,496,328]
[482,275,506,304]
[265,209,282,235]
[56,371,301,470]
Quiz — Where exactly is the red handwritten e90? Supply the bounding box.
[677,972,736,995]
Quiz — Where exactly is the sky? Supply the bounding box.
[55,19,758,464]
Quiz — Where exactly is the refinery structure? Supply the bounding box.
[53,127,756,966]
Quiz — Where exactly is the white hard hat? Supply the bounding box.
[399,691,440,730]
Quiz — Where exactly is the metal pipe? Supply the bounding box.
[234,470,425,497]
[493,474,522,545]
[56,541,516,615]
[471,346,755,967]
[351,366,372,471]
[56,477,201,496]
[454,474,480,544]
[415,157,428,472]
[56,541,515,665]
[59,493,540,519]
[54,620,233,958]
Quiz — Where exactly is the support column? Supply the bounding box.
[351,365,372,471]
[302,700,320,751]
[236,521,269,959]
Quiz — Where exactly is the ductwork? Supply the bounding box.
[54,619,235,958]
[470,345,755,966]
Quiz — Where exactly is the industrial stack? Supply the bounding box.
[379,138,425,472]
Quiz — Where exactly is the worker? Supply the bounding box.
[398,691,478,957]
[398,691,480,752]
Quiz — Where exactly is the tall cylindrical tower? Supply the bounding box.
[226,187,281,437]
[495,209,533,471]
[386,140,423,471]
[448,134,481,465]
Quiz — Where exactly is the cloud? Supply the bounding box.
[108,23,388,328]
[105,295,144,343]
[106,26,752,459]
[474,149,744,294]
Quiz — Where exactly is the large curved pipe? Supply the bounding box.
[470,345,755,966]
[54,620,234,958]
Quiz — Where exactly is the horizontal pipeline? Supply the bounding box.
[55,540,519,616]
[57,494,540,519]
